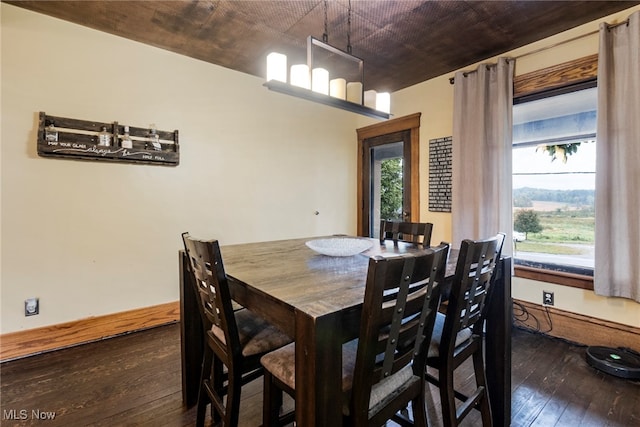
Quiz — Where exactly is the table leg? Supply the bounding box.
[180,251,204,408]
[485,256,512,427]
[295,310,344,427]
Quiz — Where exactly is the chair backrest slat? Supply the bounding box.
[380,220,433,246]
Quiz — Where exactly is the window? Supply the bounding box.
[512,82,596,277]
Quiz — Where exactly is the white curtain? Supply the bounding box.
[595,11,640,302]
[452,57,514,255]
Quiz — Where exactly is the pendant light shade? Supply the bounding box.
[266,52,287,83]
[364,90,377,109]
[312,68,330,95]
[376,92,391,114]
[290,64,311,89]
[330,78,347,99]
[347,82,363,104]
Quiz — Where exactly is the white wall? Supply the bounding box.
[1,4,373,333]
[392,5,640,328]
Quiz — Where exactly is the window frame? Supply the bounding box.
[512,55,598,290]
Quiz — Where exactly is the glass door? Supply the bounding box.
[362,130,412,238]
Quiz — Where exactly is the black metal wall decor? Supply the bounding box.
[37,112,179,166]
[429,136,452,212]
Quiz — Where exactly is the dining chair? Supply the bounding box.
[260,243,450,427]
[181,233,293,427]
[380,220,434,246]
[425,233,505,427]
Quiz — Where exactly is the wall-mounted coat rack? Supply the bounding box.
[37,112,179,166]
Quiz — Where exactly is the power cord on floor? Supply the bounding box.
[513,300,552,333]
[512,300,587,348]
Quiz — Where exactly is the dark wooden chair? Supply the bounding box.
[181,233,292,427]
[380,220,434,246]
[260,243,450,427]
[425,233,505,427]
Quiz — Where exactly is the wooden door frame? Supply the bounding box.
[356,113,421,237]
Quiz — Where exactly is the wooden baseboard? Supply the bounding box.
[0,301,180,362]
[513,299,640,350]
[3,299,636,361]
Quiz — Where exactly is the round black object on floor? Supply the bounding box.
[586,346,640,380]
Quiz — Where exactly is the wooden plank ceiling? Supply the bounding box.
[7,1,638,92]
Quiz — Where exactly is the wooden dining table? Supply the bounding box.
[179,236,512,427]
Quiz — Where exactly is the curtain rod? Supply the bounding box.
[449,18,630,85]
[448,59,512,84]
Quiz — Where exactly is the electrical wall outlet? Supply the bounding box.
[543,291,554,306]
[25,297,39,316]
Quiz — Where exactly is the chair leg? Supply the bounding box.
[472,349,492,426]
[411,390,428,427]
[225,363,242,427]
[211,355,224,425]
[439,365,458,427]
[262,370,283,427]
[196,346,214,427]
[423,375,439,425]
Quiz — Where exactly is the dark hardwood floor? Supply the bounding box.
[1,323,638,426]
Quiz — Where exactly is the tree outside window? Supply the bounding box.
[380,157,403,221]
[514,209,543,239]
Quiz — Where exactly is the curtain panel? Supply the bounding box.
[452,58,514,254]
[595,11,640,302]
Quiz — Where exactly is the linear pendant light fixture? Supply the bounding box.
[264,0,390,120]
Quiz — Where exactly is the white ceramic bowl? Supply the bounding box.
[305,237,373,257]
